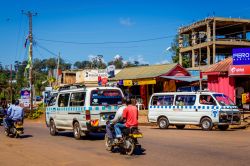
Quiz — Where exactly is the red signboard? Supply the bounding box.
[229,65,250,76]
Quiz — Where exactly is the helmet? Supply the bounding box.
[15,99,19,105]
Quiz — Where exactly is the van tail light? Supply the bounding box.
[86,110,91,121]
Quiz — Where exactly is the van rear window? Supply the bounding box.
[90,90,122,106]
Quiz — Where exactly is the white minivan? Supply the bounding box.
[46,86,124,139]
[148,91,241,131]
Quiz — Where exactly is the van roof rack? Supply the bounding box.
[58,84,86,91]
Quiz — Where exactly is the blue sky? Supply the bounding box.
[0,0,250,67]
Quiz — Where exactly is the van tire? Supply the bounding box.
[176,125,185,129]
[73,122,81,140]
[200,117,213,131]
[49,120,57,136]
[218,125,229,131]
[158,117,169,129]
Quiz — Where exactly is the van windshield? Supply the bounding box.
[213,94,235,106]
[91,90,123,106]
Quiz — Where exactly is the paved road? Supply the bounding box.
[0,122,250,166]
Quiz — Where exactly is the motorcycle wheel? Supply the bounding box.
[125,138,135,155]
[105,134,113,151]
[4,130,9,136]
[15,133,20,138]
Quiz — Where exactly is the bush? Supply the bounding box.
[28,105,45,119]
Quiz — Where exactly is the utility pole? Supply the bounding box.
[10,64,12,103]
[56,53,60,86]
[22,10,37,113]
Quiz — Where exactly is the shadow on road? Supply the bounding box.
[58,132,105,140]
[20,134,33,139]
[111,146,146,156]
[150,127,237,132]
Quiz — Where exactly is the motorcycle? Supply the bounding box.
[5,120,24,138]
[105,120,143,155]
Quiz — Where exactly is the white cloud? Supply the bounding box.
[114,54,121,60]
[119,18,134,26]
[88,54,106,63]
[128,54,149,64]
[155,60,170,65]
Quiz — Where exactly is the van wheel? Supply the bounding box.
[158,117,169,129]
[49,120,57,136]
[73,122,81,140]
[176,125,185,129]
[218,125,229,131]
[200,117,213,131]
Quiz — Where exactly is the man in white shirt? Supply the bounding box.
[106,98,126,139]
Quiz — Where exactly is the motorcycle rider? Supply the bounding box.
[106,98,127,139]
[114,98,138,139]
[4,100,24,131]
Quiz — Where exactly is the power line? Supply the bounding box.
[35,35,175,45]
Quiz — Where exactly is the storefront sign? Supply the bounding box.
[229,65,250,76]
[138,79,156,85]
[232,48,250,65]
[123,80,133,86]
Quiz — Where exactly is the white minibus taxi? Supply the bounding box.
[46,86,124,139]
[148,91,241,131]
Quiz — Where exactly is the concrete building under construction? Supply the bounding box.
[179,17,250,67]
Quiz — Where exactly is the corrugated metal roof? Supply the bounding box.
[204,57,232,73]
[110,63,178,80]
[161,76,207,82]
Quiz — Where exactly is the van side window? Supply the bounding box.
[151,95,174,106]
[58,93,70,107]
[175,95,196,106]
[70,92,86,106]
[199,95,216,105]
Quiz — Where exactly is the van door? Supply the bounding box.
[174,95,197,124]
[198,94,218,123]
[90,89,123,127]
[56,93,70,128]
[45,93,58,126]
[69,92,86,128]
[149,95,175,123]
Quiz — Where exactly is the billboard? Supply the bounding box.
[228,65,250,76]
[232,48,250,65]
[20,89,30,107]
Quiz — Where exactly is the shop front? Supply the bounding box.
[228,48,250,109]
[110,63,191,108]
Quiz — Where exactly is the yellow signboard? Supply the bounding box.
[138,79,156,85]
[123,80,133,86]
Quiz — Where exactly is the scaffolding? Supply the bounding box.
[179,17,250,67]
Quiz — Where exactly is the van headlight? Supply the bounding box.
[219,112,228,119]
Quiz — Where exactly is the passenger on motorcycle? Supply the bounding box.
[114,98,138,139]
[106,98,127,139]
[3,100,24,131]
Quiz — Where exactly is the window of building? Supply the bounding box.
[175,95,196,106]
[70,92,86,106]
[151,95,174,106]
[58,93,70,107]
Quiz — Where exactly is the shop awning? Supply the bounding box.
[160,76,207,82]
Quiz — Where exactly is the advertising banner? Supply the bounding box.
[229,65,250,76]
[20,89,30,107]
[232,48,250,65]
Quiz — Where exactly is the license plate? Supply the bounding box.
[131,134,143,138]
